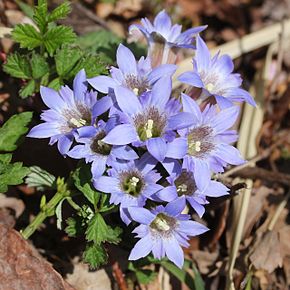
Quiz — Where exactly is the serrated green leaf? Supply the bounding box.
[0,162,29,193]
[85,213,122,245]
[75,30,121,62]
[44,26,76,55]
[31,53,49,79]
[73,165,100,205]
[0,154,12,164]
[3,53,31,79]
[48,77,62,90]
[55,46,82,76]
[68,54,107,79]
[19,79,36,98]
[33,1,48,33]
[48,2,71,22]
[0,112,33,152]
[12,24,42,50]
[25,166,56,190]
[83,243,108,269]
[65,216,84,237]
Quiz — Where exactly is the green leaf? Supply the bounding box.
[31,53,49,79]
[191,263,205,290]
[0,112,33,152]
[19,79,36,98]
[33,1,48,33]
[44,26,76,55]
[136,270,157,285]
[15,1,34,18]
[48,2,71,22]
[3,53,31,79]
[55,46,82,76]
[25,166,56,190]
[55,197,67,229]
[0,154,12,164]
[148,258,205,290]
[12,24,42,50]
[83,243,107,269]
[0,162,29,193]
[73,165,100,206]
[48,77,62,90]
[65,216,84,237]
[85,213,122,245]
[40,194,46,210]
[68,54,107,79]
[75,30,121,62]
[128,261,157,285]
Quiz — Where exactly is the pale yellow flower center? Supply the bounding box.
[144,119,154,139]
[205,83,214,92]
[70,117,87,127]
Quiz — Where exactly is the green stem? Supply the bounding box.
[66,196,82,212]
[21,179,70,239]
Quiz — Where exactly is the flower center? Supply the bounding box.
[120,170,144,197]
[90,131,112,156]
[150,213,177,236]
[134,107,167,141]
[205,83,214,92]
[125,74,150,96]
[177,184,188,193]
[62,103,92,133]
[174,170,197,197]
[69,117,87,127]
[187,126,215,158]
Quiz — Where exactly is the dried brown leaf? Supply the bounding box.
[250,231,283,273]
[192,250,219,275]
[0,224,75,290]
[242,186,271,238]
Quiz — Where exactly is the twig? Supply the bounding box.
[222,154,266,178]
[73,3,110,30]
[112,261,128,290]
[233,167,290,186]
[268,189,290,231]
[223,132,290,178]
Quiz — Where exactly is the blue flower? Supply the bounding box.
[155,161,228,217]
[100,82,195,162]
[178,36,256,108]
[88,44,177,96]
[167,94,244,189]
[67,119,138,178]
[127,198,208,268]
[93,153,163,225]
[129,10,206,66]
[27,69,112,155]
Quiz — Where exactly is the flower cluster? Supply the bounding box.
[28,10,255,268]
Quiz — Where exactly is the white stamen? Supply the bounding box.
[144,119,154,138]
[154,217,170,231]
[188,140,202,153]
[206,83,214,92]
[133,88,139,95]
[97,140,105,147]
[129,176,140,187]
[195,141,201,152]
[177,184,188,193]
[70,117,86,127]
